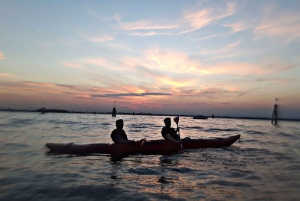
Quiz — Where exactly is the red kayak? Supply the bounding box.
[46,134,240,157]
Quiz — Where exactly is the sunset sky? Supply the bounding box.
[1,0,300,118]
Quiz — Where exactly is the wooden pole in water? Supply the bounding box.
[271,98,278,125]
[112,101,117,117]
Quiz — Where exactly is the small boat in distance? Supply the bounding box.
[193,115,208,119]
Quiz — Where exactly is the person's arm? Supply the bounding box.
[165,133,180,142]
[117,138,134,143]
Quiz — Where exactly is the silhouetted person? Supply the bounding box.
[111,119,145,145]
[161,118,180,142]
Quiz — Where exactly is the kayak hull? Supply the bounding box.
[46,134,240,156]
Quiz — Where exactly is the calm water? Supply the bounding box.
[0,112,299,201]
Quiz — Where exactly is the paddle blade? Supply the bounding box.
[174,116,179,124]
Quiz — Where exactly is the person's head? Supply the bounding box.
[116,119,124,129]
[164,118,171,127]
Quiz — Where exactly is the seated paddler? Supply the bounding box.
[111,119,145,145]
[161,118,180,143]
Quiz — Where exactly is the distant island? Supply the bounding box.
[0,108,299,121]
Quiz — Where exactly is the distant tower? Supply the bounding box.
[271,98,278,125]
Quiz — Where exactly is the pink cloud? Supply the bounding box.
[62,62,83,69]
[223,22,252,33]
[181,2,236,34]
[210,62,270,76]
[254,12,300,43]
[256,77,294,84]
[119,20,178,31]
[90,35,114,42]
[200,40,242,55]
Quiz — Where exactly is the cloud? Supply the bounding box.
[82,57,106,67]
[62,40,81,50]
[177,86,239,97]
[210,62,270,76]
[91,92,171,98]
[200,88,230,96]
[207,55,297,76]
[261,57,296,72]
[0,73,13,77]
[223,22,252,33]
[181,9,213,34]
[255,77,295,84]
[87,9,101,18]
[239,88,259,97]
[196,32,229,40]
[254,12,300,43]
[205,53,243,61]
[200,40,242,55]
[215,40,241,53]
[0,52,6,60]
[23,81,55,87]
[181,2,236,34]
[62,56,126,72]
[90,35,114,42]
[144,48,200,73]
[132,31,173,36]
[119,19,178,31]
[62,62,83,69]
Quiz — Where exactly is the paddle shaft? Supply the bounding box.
[175,121,183,153]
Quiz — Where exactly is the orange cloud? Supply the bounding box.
[144,48,199,73]
[0,73,13,77]
[62,62,83,69]
[0,52,6,60]
[158,77,195,88]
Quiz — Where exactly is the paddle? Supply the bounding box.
[174,116,183,153]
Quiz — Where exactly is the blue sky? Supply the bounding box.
[0,0,300,118]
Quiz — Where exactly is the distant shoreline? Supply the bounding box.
[1,108,299,121]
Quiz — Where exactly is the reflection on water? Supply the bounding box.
[0,112,300,200]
